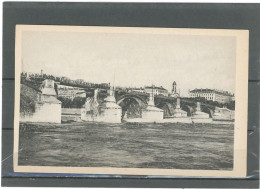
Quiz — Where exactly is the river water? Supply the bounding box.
[18,122,234,170]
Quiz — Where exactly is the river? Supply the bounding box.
[18,122,234,170]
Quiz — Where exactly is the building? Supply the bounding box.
[189,88,233,103]
[144,85,168,97]
[57,84,86,99]
[75,91,86,98]
[130,87,145,93]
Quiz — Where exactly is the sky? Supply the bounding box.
[21,30,236,96]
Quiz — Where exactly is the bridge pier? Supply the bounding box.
[162,98,192,123]
[191,102,212,123]
[81,88,122,123]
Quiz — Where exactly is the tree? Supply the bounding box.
[72,97,86,108]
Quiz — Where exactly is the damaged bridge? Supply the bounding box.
[114,90,216,119]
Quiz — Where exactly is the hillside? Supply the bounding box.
[20,84,41,115]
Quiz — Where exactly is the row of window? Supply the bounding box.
[190,93,214,97]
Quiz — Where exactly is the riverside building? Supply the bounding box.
[144,85,168,97]
[57,84,86,99]
[189,88,233,103]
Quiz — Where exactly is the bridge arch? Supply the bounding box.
[116,94,147,119]
[117,94,147,106]
[181,105,194,116]
[156,101,176,117]
[201,105,215,118]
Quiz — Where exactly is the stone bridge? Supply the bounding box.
[114,91,216,118]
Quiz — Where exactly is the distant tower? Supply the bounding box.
[172,81,177,94]
[41,69,43,76]
[171,81,179,98]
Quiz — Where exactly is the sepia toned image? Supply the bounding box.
[14,25,248,177]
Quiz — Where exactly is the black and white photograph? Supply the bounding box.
[13,25,248,177]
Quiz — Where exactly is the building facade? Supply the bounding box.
[130,87,145,93]
[57,84,86,99]
[189,88,233,103]
[144,85,168,97]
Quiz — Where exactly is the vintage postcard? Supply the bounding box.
[14,25,248,177]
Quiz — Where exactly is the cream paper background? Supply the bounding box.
[14,25,249,177]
